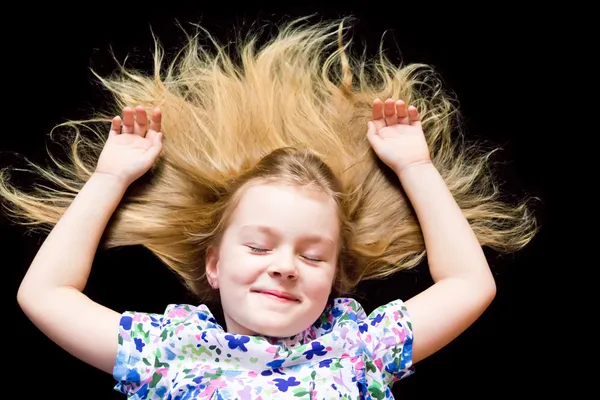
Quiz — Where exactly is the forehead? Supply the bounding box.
[228,183,340,241]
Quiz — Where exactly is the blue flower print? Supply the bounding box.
[150,316,162,328]
[165,347,177,360]
[224,334,250,351]
[303,341,327,360]
[273,377,300,392]
[134,337,145,352]
[267,359,285,369]
[120,316,132,330]
[318,359,332,368]
[371,313,384,326]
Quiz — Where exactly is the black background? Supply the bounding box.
[3,2,566,399]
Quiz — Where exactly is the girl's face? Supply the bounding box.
[206,183,340,338]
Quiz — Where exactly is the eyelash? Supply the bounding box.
[246,246,322,263]
[248,246,268,253]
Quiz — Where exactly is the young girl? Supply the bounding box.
[3,18,537,399]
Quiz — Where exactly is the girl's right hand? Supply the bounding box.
[94,106,163,187]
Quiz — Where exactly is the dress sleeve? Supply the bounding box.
[360,299,415,384]
[112,303,219,396]
[112,310,165,396]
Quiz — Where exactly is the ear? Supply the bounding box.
[205,245,220,289]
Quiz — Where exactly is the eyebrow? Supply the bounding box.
[239,225,336,245]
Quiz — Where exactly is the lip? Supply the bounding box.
[253,289,300,302]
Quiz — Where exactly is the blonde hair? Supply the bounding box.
[0,17,538,300]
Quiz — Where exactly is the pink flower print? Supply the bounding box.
[132,314,144,322]
[169,307,191,318]
[354,358,365,370]
[199,378,227,397]
[392,326,406,342]
[213,379,227,388]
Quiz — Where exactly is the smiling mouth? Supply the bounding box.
[253,290,300,302]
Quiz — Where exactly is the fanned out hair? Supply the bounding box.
[0,17,538,301]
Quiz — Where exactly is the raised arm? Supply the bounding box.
[367,99,497,364]
[16,106,163,374]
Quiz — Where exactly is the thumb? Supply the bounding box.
[147,132,163,159]
[366,121,382,149]
[154,132,163,146]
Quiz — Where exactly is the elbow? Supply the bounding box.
[17,281,27,307]
[16,279,47,312]
[17,270,35,308]
[17,283,35,312]
[479,272,497,310]
[485,266,497,298]
[465,267,497,310]
[485,279,497,307]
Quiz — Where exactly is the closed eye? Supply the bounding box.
[302,256,322,263]
[247,246,269,253]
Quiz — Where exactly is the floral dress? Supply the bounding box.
[113,297,414,399]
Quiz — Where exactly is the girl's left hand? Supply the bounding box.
[367,98,432,174]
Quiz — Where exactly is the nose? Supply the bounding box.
[267,258,298,280]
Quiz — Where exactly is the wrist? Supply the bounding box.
[89,172,130,193]
[394,161,436,181]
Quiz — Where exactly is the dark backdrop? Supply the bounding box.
[4,3,559,399]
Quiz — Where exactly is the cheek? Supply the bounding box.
[302,266,336,296]
[219,251,265,284]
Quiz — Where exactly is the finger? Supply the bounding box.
[371,99,386,130]
[108,116,122,137]
[408,106,422,127]
[145,108,162,142]
[149,107,162,134]
[395,100,410,125]
[384,98,398,126]
[133,105,148,136]
[121,107,135,134]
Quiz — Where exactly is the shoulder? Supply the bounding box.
[310,297,367,332]
[115,302,223,366]
[367,299,411,327]
[162,303,221,329]
[323,297,408,320]
[119,303,222,332]
[330,297,368,319]
[113,303,223,396]
[322,297,413,353]
[339,298,415,383]
[319,297,411,325]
